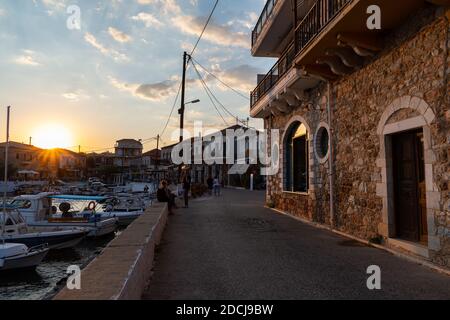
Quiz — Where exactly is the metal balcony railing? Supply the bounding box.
[251,0,352,109]
[252,0,278,47]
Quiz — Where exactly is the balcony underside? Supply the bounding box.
[295,0,428,80]
[252,0,293,57]
[250,68,320,118]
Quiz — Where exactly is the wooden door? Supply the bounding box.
[392,129,424,242]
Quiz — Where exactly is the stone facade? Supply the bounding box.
[264,7,450,268]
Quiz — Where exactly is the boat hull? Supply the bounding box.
[28,218,118,238]
[0,248,49,271]
[3,230,87,250]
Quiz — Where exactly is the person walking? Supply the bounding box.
[207,176,213,196]
[213,176,221,197]
[182,175,191,208]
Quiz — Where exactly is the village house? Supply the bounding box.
[112,138,144,184]
[0,142,86,181]
[250,0,450,268]
[175,124,266,190]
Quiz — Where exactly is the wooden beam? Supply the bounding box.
[326,47,364,68]
[316,56,353,76]
[279,91,299,106]
[338,40,376,57]
[337,32,384,52]
[302,64,338,82]
[285,87,307,102]
[270,99,289,113]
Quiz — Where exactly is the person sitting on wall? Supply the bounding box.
[157,180,175,214]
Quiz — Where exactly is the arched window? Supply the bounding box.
[285,122,309,192]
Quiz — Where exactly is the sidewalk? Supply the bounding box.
[143,189,450,300]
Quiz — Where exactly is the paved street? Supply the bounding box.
[143,189,450,300]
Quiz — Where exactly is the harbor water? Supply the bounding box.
[0,233,118,300]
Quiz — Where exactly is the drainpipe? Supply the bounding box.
[327,81,335,229]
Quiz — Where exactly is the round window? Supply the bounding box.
[314,125,330,163]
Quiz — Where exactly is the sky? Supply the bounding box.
[0,0,273,152]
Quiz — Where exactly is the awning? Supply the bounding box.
[49,195,107,201]
[17,170,39,175]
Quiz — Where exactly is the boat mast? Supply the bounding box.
[1,106,10,244]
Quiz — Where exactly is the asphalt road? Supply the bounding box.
[143,189,450,300]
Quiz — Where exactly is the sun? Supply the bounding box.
[32,124,74,149]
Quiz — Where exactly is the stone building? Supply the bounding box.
[250,0,450,268]
[113,139,143,184]
[0,142,86,181]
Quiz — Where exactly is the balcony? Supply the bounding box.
[251,0,429,116]
[252,0,295,57]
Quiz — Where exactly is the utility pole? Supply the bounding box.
[29,136,32,146]
[156,134,160,171]
[78,145,81,154]
[179,51,189,143]
[178,51,189,182]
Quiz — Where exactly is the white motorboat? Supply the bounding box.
[0,243,49,272]
[10,193,117,237]
[51,194,147,227]
[0,208,88,250]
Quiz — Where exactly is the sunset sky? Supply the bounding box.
[0,0,271,152]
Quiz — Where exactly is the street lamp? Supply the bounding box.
[179,99,200,114]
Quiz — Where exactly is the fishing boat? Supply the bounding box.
[0,207,88,250]
[0,106,49,271]
[10,193,117,237]
[0,243,49,272]
[51,194,146,227]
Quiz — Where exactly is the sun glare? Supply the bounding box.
[32,124,74,149]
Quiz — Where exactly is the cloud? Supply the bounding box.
[41,0,66,9]
[208,64,262,92]
[131,12,163,28]
[108,27,132,43]
[137,0,181,15]
[109,76,179,102]
[172,15,250,49]
[41,0,67,15]
[13,50,41,66]
[227,12,259,30]
[84,32,129,62]
[62,90,90,102]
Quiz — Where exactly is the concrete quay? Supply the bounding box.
[54,202,168,300]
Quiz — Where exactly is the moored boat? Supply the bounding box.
[10,193,117,237]
[0,208,88,249]
[0,243,49,272]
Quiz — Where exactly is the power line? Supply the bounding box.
[190,57,250,101]
[158,0,219,140]
[190,0,219,57]
[191,60,255,129]
[159,80,182,139]
[191,61,229,127]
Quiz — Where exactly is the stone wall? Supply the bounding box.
[54,202,168,300]
[266,6,450,268]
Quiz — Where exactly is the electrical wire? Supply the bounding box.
[191,60,255,129]
[190,57,250,101]
[192,62,229,127]
[190,0,220,57]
